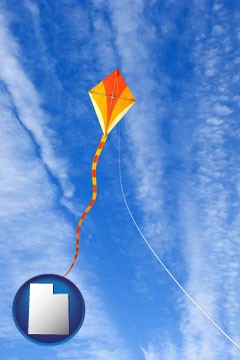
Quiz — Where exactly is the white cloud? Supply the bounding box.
[212,4,223,13]
[24,0,39,16]
[212,25,224,36]
[106,0,169,253]
[206,117,223,126]
[177,6,240,355]
[0,11,74,199]
[142,340,178,360]
[214,103,233,116]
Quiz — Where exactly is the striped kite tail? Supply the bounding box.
[64,134,108,277]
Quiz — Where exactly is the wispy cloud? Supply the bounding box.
[177,2,240,358]
[105,0,171,269]
[0,9,73,199]
[141,337,178,360]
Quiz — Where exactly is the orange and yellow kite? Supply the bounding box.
[64,69,135,276]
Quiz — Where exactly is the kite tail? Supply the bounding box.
[64,134,107,277]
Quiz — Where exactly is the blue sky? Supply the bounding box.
[0,0,240,359]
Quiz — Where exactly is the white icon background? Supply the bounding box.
[28,283,69,335]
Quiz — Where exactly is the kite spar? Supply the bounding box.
[64,69,135,277]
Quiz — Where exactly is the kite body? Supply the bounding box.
[64,69,135,276]
[89,69,135,135]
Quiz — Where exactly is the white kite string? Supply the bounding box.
[118,125,240,351]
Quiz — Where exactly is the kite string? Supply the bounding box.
[64,134,107,277]
[118,125,240,351]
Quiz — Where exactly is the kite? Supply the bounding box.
[64,69,135,276]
